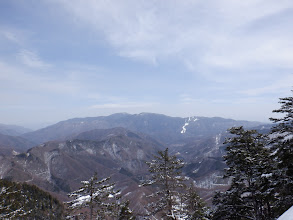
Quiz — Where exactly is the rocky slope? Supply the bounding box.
[0,128,164,212]
[0,114,271,209]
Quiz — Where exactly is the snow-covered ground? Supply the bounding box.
[181,117,198,134]
[277,206,293,220]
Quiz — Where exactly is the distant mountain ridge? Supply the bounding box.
[21,113,265,145]
[0,126,229,206]
[0,114,271,208]
[0,123,32,136]
[0,133,36,156]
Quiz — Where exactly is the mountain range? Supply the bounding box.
[0,123,32,136]
[21,113,264,144]
[0,133,35,156]
[0,113,269,208]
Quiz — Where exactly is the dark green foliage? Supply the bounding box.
[118,200,136,220]
[145,148,207,219]
[213,181,255,220]
[270,91,293,134]
[145,148,185,218]
[66,172,120,220]
[184,184,207,220]
[213,127,275,220]
[51,174,71,193]
[0,179,64,219]
[212,90,293,219]
[269,90,293,216]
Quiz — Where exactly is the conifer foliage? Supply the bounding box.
[184,183,208,220]
[145,148,206,219]
[269,90,293,215]
[0,179,64,219]
[212,127,275,220]
[117,200,136,220]
[66,172,120,220]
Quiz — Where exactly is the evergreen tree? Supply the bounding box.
[213,181,251,220]
[118,200,136,220]
[0,181,27,219]
[0,179,64,219]
[66,172,120,220]
[184,183,208,220]
[269,90,293,216]
[145,148,206,219]
[213,127,275,220]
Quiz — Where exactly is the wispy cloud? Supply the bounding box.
[54,0,293,76]
[0,0,292,126]
[17,49,50,68]
[240,74,293,96]
[91,102,157,109]
[1,30,20,44]
[179,94,204,105]
[0,61,79,95]
[0,28,24,45]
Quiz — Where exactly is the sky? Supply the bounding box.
[0,0,292,129]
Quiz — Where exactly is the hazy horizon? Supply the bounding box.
[1,1,292,128]
[2,112,274,131]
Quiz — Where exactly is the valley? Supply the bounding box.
[0,113,268,214]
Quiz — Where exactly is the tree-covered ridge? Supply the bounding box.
[0,179,64,219]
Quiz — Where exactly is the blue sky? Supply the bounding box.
[0,0,292,128]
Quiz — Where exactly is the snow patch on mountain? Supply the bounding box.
[215,133,222,149]
[43,151,59,182]
[86,148,94,154]
[103,143,122,160]
[181,122,188,134]
[137,149,144,160]
[12,150,19,156]
[181,117,198,134]
[0,162,10,179]
[192,168,199,174]
[58,143,65,149]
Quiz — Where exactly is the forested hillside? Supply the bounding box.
[0,179,64,219]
